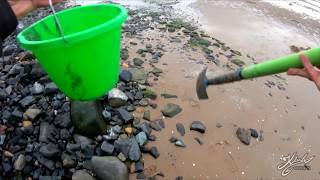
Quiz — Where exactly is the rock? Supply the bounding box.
[54,113,72,128]
[135,131,147,147]
[117,152,126,162]
[14,154,26,171]
[71,100,107,137]
[137,173,146,179]
[161,103,182,117]
[44,82,58,95]
[139,99,149,106]
[108,88,128,107]
[151,67,163,75]
[101,141,114,155]
[149,147,160,159]
[0,89,7,100]
[194,137,203,145]
[74,134,93,149]
[19,96,36,108]
[117,108,134,124]
[72,170,96,180]
[5,86,12,95]
[160,93,177,99]
[231,59,245,67]
[84,145,95,159]
[39,143,60,158]
[137,122,152,136]
[126,105,136,112]
[102,110,111,120]
[135,161,144,173]
[176,123,185,136]
[0,135,6,145]
[66,143,81,152]
[133,58,144,66]
[249,128,259,138]
[31,82,44,94]
[129,68,148,83]
[143,110,151,121]
[60,128,71,140]
[3,44,17,56]
[128,138,141,161]
[23,108,41,121]
[175,139,186,147]
[119,69,133,83]
[143,89,157,100]
[176,176,183,180]
[157,119,165,128]
[190,121,206,133]
[2,161,12,173]
[39,122,55,143]
[148,134,157,141]
[150,121,162,131]
[62,153,76,169]
[121,48,129,60]
[230,49,242,56]
[169,137,178,143]
[236,128,251,145]
[104,125,122,140]
[216,123,222,128]
[91,156,128,180]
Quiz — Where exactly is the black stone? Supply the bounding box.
[190,121,206,133]
[117,108,134,124]
[249,128,259,138]
[149,146,160,159]
[44,82,58,95]
[73,134,92,150]
[176,123,185,136]
[54,113,72,128]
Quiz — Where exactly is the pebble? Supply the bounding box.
[119,69,133,83]
[194,137,203,145]
[108,88,128,107]
[149,146,160,158]
[176,123,185,136]
[19,96,36,108]
[135,131,148,147]
[117,108,134,124]
[161,103,182,117]
[175,139,186,147]
[236,128,251,145]
[91,156,129,180]
[133,58,144,66]
[39,143,60,158]
[117,152,127,162]
[31,82,44,94]
[44,82,58,95]
[249,128,259,138]
[135,161,144,173]
[14,154,26,171]
[73,134,93,150]
[143,110,151,121]
[23,108,41,121]
[190,121,206,133]
[216,123,223,128]
[101,141,114,155]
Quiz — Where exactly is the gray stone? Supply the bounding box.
[66,143,81,152]
[44,82,58,95]
[91,156,128,180]
[62,153,76,169]
[135,132,147,146]
[249,128,259,138]
[102,110,111,120]
[149,147,160,158]
[150,121,162,131]
[119,70,133,83]
[39,122,54,143]
[143,110,151,121]
[128,137,141,161]
[175,139,186,147]
[190,121,206,133]
[74,134,93,150]
[135,161,144,173]
[104,125,122,140]
[39,143,60,158]
[31,82,44,94]
[133,58,144,66]
[54,113,72,128]
[129,68,148,83]
[5,85,12,95]
[71,100,107,137]
[117,152,126,162]
[158,119,165,128]
[216,123,222,128]
[23,108,41,121]
[108,88,128,108]
[14,154,26,171]
[101,141,114,155]
[60,129,71,140]
[194,137,203,145]
[3,44,17,56]
[72,170,96,180]
[161,103,182,117]
[19,96,36,108]
[176,123,185,136]
[137,122,152,136]
[236,128,251,145]
[161,93,177,99]
[0,135,6,145]
[117,108,134,124]
[139,99,149,106]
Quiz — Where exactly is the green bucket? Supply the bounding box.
[17,4,128,100]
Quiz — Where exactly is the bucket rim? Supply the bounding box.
[17,3,127,50]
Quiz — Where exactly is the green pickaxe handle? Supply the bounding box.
[241,47,320,79]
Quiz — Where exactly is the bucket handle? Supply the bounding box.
[49,0,67,42]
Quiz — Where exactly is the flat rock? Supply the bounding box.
[136,122,152,136]
[190,121,206,133]
[23,108,41,121]
[135,131,148,147]
[101,141,114,155]
[249,128,259,138]
[176,123,185,136]
[143,89,157,100]
[74,134,93,150]
[19,96,36,108]
[39,122,55,143]
[39,143,60,158]
[91,156,128,180]
[72,170,96,180]
[108,88,128,107]
[236,128,251,145]
[161,103,182,117]
[129,68,148,83]
[150,121,162,131]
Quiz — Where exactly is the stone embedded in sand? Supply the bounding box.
[108,88,128,108]
[133,58,144,67]
[230,49,242,56]
[119,70,133,83]
[249,128,259,138]
[161,103,182,117]
[231,59,245,67]
[176,123,185,136]
[216,123,223,128]
[149,146,160,159]
[143,89,157,100]
[175,139,186,148]
[129,68,148,83]
[190,121,206,133]
[91,156,128,180]
[143,110,151,121]
[236,128,251,145]
[161,93,177,99]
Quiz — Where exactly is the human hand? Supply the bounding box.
[8,0,62,19]
[287,53,320,90]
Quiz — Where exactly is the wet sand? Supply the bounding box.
[115,0,320,179]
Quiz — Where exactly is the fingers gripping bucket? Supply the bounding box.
[17,4,128,100]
